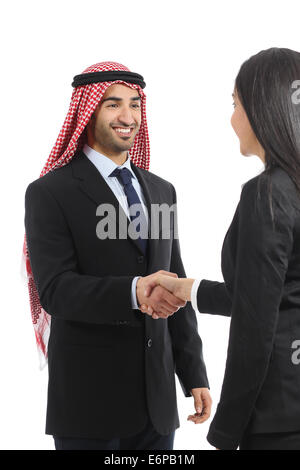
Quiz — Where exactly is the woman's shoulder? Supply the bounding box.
[242,166,292,191]
[241,166,300,211]
[239,167,300,216]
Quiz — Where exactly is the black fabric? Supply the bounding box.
[196,168,300,450]
[239,430,300,450]
[24,149,209,439]
[53,415,175,450]
[71,71,146,88]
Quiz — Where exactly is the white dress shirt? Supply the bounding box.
[191,279,201,313]
[82,143,148,310]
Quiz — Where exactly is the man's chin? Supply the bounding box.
[108,145,131,156]
[113,137,136,152]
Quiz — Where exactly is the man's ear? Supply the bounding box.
[84,119,93,142]
[86,115,95,134]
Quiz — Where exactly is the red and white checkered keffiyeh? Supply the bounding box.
[22,61,150,369]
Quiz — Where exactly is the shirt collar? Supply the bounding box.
[82,143,137,180]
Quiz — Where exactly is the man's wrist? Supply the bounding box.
[131,276,141,309]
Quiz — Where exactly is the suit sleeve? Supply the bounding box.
[167,184,210,397]
[24,180,142,326]
[196,279,232,316]
[206,176,295,450]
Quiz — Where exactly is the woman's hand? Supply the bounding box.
[136,271,186,319]
[140,275,195,318]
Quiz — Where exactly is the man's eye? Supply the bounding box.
[108,104,118,108]
[132,104,141,108]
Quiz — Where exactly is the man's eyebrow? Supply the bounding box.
[102,96,141,103]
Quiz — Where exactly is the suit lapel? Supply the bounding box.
[71,149,159,264]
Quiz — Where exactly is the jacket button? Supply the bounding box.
[137,256,144,263]
[147,339,152,348]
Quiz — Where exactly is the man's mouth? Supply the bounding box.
[112,127,135,137]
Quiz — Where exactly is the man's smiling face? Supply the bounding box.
[87,83,142,158]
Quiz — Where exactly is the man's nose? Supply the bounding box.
[117,107,135,125]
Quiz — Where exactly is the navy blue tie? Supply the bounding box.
[109,167,148,254]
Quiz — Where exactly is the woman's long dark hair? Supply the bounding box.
[234,47,300,219]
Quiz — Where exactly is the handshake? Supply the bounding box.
[136,270,195,320]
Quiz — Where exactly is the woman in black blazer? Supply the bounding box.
[140,47,300,450]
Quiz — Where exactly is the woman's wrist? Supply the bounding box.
[179,278,195,301]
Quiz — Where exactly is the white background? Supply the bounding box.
[1,0,299,450]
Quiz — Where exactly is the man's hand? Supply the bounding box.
[187,388,212,424]
[136,271,186,319]
[139,275,194,319]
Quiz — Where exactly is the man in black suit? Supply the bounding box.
[24,63,211,450]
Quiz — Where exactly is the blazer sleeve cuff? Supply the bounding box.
[178,374,210,398]
[207,427,240,450]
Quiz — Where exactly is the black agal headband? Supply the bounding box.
[71,71,146,89]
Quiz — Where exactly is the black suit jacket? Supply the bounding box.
[24,149,209,439]
[196,167,300,449]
